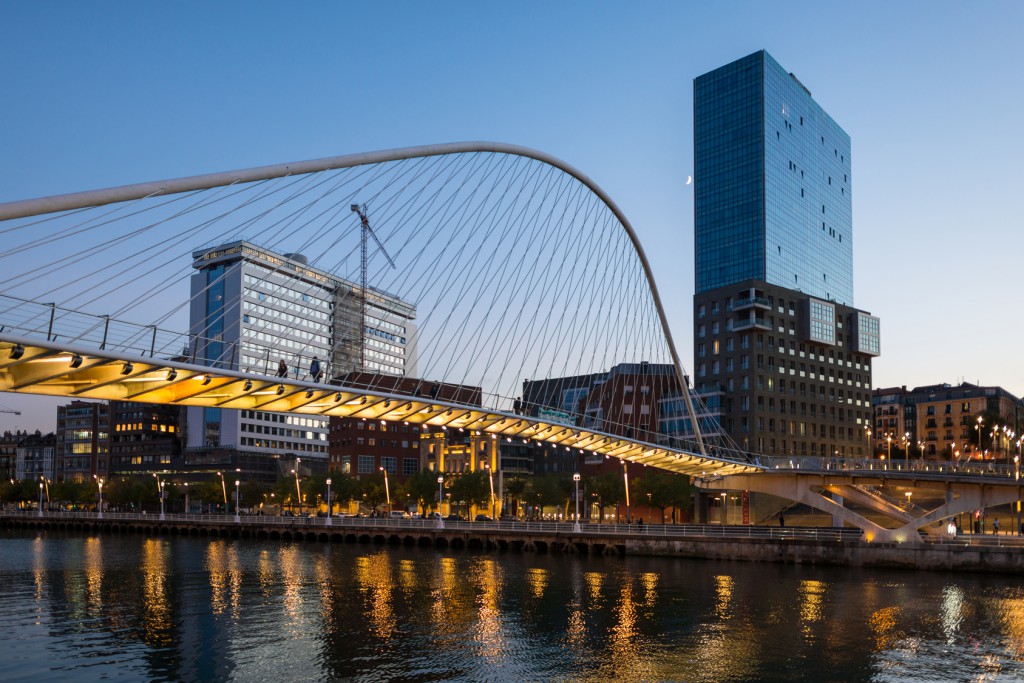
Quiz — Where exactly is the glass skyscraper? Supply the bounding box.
[695,50,853,306]
[692,50,879,458]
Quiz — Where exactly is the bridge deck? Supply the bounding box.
[0,335,758,477]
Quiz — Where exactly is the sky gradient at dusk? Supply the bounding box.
[2,1,1022,432]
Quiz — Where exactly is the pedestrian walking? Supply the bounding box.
[779,514,785,527]
[310,356,322,382]
[277,359,288,378]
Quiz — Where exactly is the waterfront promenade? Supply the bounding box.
[5,510,1024,574]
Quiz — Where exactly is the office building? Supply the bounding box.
[187,241,416,466]
[693,50,880,457]
[108,401,182,475]
[56,400,109,482]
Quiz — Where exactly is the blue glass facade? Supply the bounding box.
[695,51,854,306]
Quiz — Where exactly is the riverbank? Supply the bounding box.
[4,511,1023,574]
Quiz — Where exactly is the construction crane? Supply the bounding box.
[350,204,396,372]
[0,402,20,416]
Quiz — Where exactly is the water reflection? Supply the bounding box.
[4,531,1024,683]
[141,538,172,646]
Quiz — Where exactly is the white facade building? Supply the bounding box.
[186,241,416,461]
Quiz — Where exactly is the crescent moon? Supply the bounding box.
[686,175,692,185]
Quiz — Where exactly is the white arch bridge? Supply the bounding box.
[0,142,1019,543]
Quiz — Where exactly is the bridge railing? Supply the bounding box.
[0,294,752,464]
[761,455,1020,480]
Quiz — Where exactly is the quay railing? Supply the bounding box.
[6,509,864,542]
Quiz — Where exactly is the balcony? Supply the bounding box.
[734,316,771,331]
[731,295,771,312]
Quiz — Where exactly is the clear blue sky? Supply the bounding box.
[2,1,1022,432]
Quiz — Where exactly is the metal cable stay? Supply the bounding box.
[0,141,762,468]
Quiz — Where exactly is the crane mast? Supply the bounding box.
[350,204,396,372]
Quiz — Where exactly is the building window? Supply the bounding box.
[358,455,374,474]
[381,456,397,474]
[403,458,418,475]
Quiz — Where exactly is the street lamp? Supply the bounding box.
[326,477,333,523]
[38,482,43,517]
[721,492,727,525]
[234,480,241,521]
[379,466,391,515]
[917,440,926,466]
[623,460,631,524]
[903,432,910,464]
[572,473,581,532]
[93,475,104,518]
[217,471,227,511]
[905,491,912,509]
[887,434,892,462]
[183,482,189,515]
[436,476,445,528]
[976,416,984,454]
[292,458,302,516]
[154,473,165,520]
[865,427,872,457]
[485,463,495,520]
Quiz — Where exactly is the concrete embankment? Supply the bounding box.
[4,514,1022,574]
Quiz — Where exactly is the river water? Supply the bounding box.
[2,530,1023,682]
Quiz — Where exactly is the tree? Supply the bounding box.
[403,469,443,515]
[191,480,225,512]
[635,473,693,523]
[449,470,490,517]
[105,476,158,512]
[504,477,528,518]
[360,472,388,513]
[528,474,571,518]
[589,472,624,524]
[326,472,360,513]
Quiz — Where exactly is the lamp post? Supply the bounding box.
[483,462,495,520]
[157,477,165,520]
[865,427,871,457]
[572,473,581,532]
[38,482,43,517]
[903,432,910,465]
[183,482,189,515]
[379,466,391,515]
[436,476,445,528]
[326,477,333,525]
[917,440,926,466]
[976,416,984,455]
[292,458,302,516]
[905,491,912,511]
[623,461,631,524]
[93,475,104,518]
[886,434,892,463]
[217,471,227,512]
[721,492,728,525]
[1015,449,1022,535]
[234,480,241,521]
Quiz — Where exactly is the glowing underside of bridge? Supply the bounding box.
[0,336,759,477]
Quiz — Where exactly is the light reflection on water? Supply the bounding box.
[2,530,1024,682]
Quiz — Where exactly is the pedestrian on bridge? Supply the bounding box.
[310,356,322,382]
[993,517,1000,535]
[277,359,288,378]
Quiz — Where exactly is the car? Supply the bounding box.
[445,513,466,521]
[474,514,493,522]
[426,512,443,520]
[389,511,411,519]
[281,510,294,517]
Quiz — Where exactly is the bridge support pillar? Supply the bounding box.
[693,491,709,525]
[830,492,845,528]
